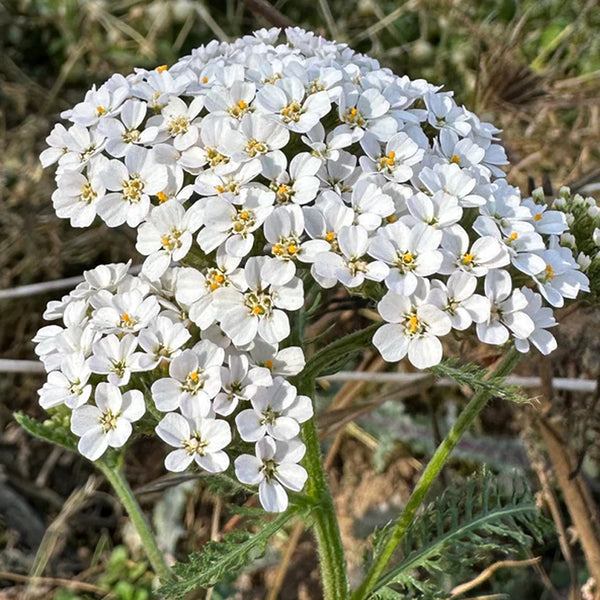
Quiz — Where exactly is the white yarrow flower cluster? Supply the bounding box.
[36,28,589,512]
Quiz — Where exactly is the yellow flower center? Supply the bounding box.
[450,154,461,165]
[246,138,268,157]
[281,102,303,123]
[96,106,107,116]
[157,191,169,203]
[342,107,365,127]
[156,65,168,73]
[534,213,543,222]
[543,264,555,281]
[167,115,190,136]
[99,408,119,432]
[461,253,474,265]
[80,182,97,204]
[122,175,145,203]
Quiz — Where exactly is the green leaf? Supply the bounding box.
[369,471,552,598]
[429,359,529,404]
[160,511,300,598]
[14,411,78,452]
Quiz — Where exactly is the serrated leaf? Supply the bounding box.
[429,359,529,404]
[160,511,299,599]
[370,471,552,598]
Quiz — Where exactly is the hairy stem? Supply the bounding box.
[352,346,521,600]
[97,462,173,582]
[300,376,349,600]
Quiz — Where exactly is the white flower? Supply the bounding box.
[137,316,191,369]
[419,163,485,208]
[91,290,160,334]
[89,333,147,386]
[197,189,274,257]
[262,152,321,206]
[439,225,509,277]
[360,132,424,182]
[373,288,452,368]
[214,257,304,346]
[220,113,290,163]
[313,225,389,289]
[213,353,272,416]
[347,180,395,231]
[476,270,535,345]
[136,201,203,280]
[514,288,557,355]
[335,87,396,142]
[425,91,471,136]
[256,77,331,133]
[429,271,490,330]
[69,78,129,127]
[249,340,306,377]
[235,376,313,441]
[156,412,231,473]
[533,245,590,307]
[151,344,224,417]
[369,221,442,295]
[263,205,329,284]
[71,383,145,461]
[234,436,307,512]
[142,96,204,151]
[52,156,108,227]
[97,147,168,227]
[97,99,147,158]
[38,354,92,409]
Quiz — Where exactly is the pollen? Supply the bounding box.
[387,151,396,164]
[325,231,335,242]
[281,102,303,123]
[450,154,461,165]
[288,244,298,255]
[544,264,555,281]
[189,371,199,382]
[534,213,543,221]
[216,185,225,194]
[202,76,209,83]
[157,191,168,203]
[265,359,274,370]
[461,253,474,265]
[252,305,265,315]
[404,253,414,263]
[240,211,250,220]
[120,313,134,327]
[508,232,518,242]
[272,243,285,256]
[96,106,107,116]
[156,65,168,73]
[408,315,420,334]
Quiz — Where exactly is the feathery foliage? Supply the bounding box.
[367,471,551,599]
[429,359,530,404]
[160,510,301,599]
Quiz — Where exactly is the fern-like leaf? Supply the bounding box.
[160,510,299,598]
[370,471,551,599]
[429,359,529,404]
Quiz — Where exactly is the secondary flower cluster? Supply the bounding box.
[36,27,589,511]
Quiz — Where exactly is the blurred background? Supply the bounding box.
[1,0,600,598]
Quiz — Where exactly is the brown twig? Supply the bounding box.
[450,557,541,597]
[266,520,305,600]
[242,0,294,28]
[535,355,600,595]
[0,571,108,596]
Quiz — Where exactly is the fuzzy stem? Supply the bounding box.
[352,347,521,600]
[97,462,173,582]
[300,376,349,600]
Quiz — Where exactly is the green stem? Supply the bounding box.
[300,376,349,600]
[97,462,173,582]
[352,346,521,600]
